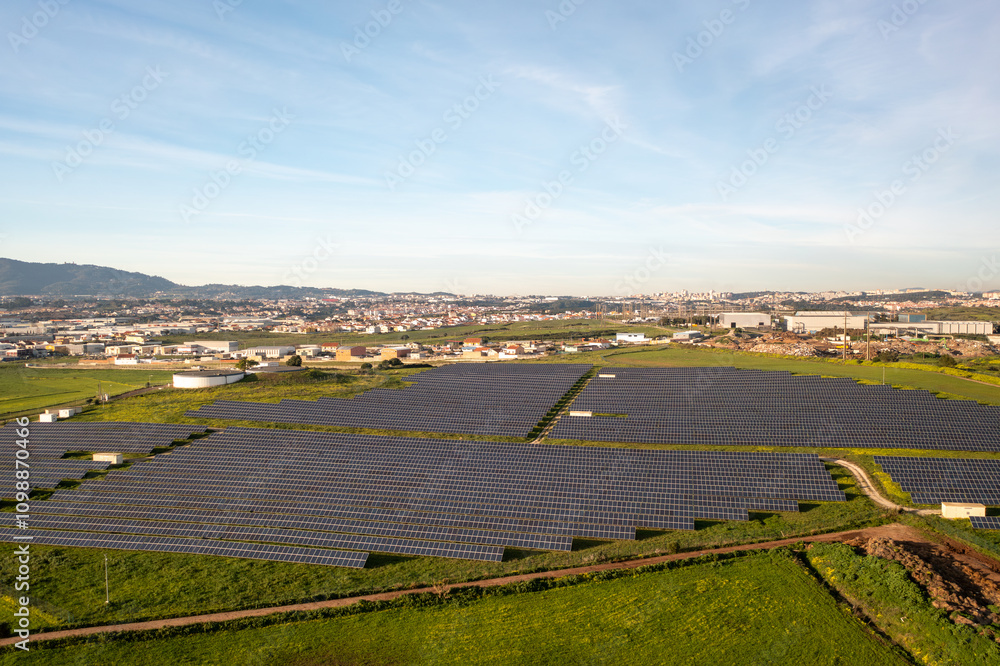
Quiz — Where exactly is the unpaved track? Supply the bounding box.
[0,522,930,647]
[825,457,939,515]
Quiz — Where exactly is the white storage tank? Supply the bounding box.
[172,369,245,389]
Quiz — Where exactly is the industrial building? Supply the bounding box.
[870,320,993,337]
[335,346,367,361]
[616,332,646,343]
[784,311,874,333]
[184,341,239,353]
[716,312,770,329]
[241,346,295,359]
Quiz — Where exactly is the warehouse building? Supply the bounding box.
[784,311,874,333]
[336,346,367,361]
[870,320,993,336]
[716,312,770,329]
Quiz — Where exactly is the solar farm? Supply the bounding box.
[550,367,1000,451]
[2,424,844,567]
[185,363,592,437]
[4,363,999,573]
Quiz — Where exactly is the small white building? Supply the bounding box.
[616,332,646,343]
[242,346,296,359]
[941,502,986,519]
[672,330,704,342]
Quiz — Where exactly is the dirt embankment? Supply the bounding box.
[703,331,998,359]
[846,534,1000,636]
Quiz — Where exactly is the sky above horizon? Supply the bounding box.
[1,0,998,297]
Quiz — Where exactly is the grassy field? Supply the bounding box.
[0,364,176,420]
[807,541,1000,665]
[66,368,411,426]
[2,551,907,665]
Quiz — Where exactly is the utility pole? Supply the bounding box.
[865,318,870,361]
[843,311,848,364]
[104,554,109,605]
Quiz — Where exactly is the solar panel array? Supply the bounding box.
[550,367,1000,451]
[874,456,1000,505]
[0,530,368,568]
[970,516,1000,530]
[184,363,592,437]
[0,422,207,498]
[8,427,843,567]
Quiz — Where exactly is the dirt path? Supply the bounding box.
[825,457,940,516]
[0,522,930,647]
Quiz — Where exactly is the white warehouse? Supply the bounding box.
[784,311,873,334]
[717,312,770,329]
[870,320,993,336]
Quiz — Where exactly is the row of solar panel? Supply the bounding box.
[874,456,1000,505]
[0,529,369,568]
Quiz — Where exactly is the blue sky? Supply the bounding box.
[1,0,997,296]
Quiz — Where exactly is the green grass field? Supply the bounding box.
[808,541,1000,664]
[0,364,176,419]
[2,551,907,665]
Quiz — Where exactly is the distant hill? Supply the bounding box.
[0,259,176,297]
[0,258,410,299]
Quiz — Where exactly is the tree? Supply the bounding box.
[938,354,957,368]
[360,362,373,371]
[235,358,259,371]
[286,354,303,367]
[876,350,898,363]
[400,334,410,341]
